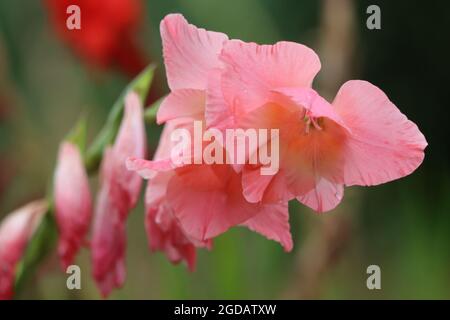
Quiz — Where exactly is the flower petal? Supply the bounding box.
[166,165,259,241]
[332,80,428,186]
[157,89,205,125]
[161,14,228,90]
[114,91,146,163]
[146,202,198,271]
[296,178,344,213]
[241,202,293,252]
[106,91,146,213]
[126,118,194,178]
[126,157,177,178]
[215,40,321,119]
[205,68,235,129]
[241,166,274,203]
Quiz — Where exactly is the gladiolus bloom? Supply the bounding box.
[131,12,425,257]
[54,142,92,269]
[91,91,146,297]
[206,40,428,212]
[0,200,47,300]
[127,14,293,252]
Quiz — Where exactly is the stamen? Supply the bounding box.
[305,118,311,134]
[310,117,322,131]
[303,112,323,134]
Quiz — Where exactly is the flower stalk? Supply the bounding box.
[11,64,157,298]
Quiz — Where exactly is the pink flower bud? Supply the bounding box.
[0,200,47,299]
[54,142,92,270]
[91,91,146,297]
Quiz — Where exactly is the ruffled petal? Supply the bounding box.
[146,204,198,272]
[216,40,321,118]
[241,167,274,203]
[205,68,235,129]
[157,89,205,124]
[166,165,259,241]
[242,202,293,252]
[296,178,344,213]
[332,80,428,186]
[126,157,178,178]
[161,14,228,90]
[143,165,209,272]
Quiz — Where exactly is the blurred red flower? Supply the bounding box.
[45,0,147,77]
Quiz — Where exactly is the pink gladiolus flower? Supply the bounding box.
[54,142,92,269]
[91,91,146,297]
[206,40,428,212]
[126,14,293,252]
[0,200,47,300]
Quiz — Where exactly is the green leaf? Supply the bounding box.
[144,95,165,124]
[65,116,88,153]
[84,64,156,173]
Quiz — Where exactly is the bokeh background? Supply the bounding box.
[0,0,449,299]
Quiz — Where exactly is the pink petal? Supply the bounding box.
[106,91,146,214]
[91,187,126,298]
[205,68,235,129]
[241,202,293,252]
[157,89,205,124]
[90,91,145,298]
[154,118,194,160]
[144,170,208,271]
[211,40,320,124]
[160,14,228,91]
[146,204,197,272]
[126,119,194,178]
[241,166,274,203]
[261,170,295,204]
[54,142,92,269]
[296,178,344,213]
[166,165,259,241]
[0,200,47,300]
[126,157,177,178]
[332,80,428,186]
[114,91,146,160]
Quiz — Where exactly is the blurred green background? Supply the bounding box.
[0,0,449,299]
